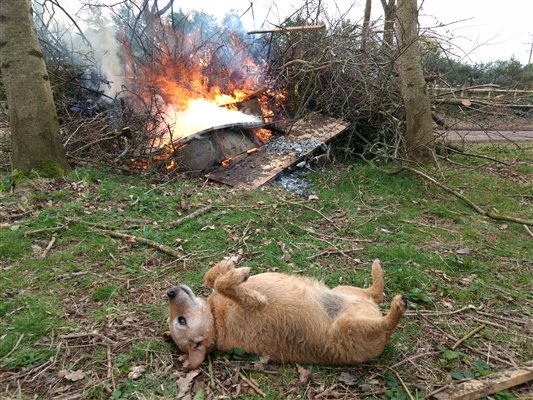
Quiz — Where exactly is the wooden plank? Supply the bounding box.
[205,112,349,189]
[432,361,533,400]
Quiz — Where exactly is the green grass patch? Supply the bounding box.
[0,143,531,398]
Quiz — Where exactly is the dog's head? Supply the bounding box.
[167,285,215,369]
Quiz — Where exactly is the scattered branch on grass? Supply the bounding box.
[41,234,57,259]
[95,229,183,259]
[0,334,24,364]
[451,324,486,350]
[24,224,67,236]
[419,314,516,367]
[475,311,527,326]
[386,167,533,226]
[524,224,533,239]
[55,271,90,281]
[168,204,214,228]
[59,331,116,345]
[239,372,266,398]
[405,305,476,317]
[386,350,442,371]
[108,345,116,392]
[308,248,363,259]
[389,368,414,400]
[445,145,511,166]
[283,200,342,231]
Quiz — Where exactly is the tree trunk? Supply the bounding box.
[0,0,69,176]
[395,0,436,164]
[361,0,372,51]
[381,0,396,52]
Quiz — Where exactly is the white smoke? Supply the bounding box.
[84,26,125,97]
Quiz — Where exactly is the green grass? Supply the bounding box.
[0,146,531,398]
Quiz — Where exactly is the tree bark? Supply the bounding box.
[0,0,69,175]
[395,0,436,164]
[361,0,372,51]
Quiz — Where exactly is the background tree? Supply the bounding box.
[381,0,396,52]
[0,0,69,176]
[395,0,436,164]
[361,0,372,51]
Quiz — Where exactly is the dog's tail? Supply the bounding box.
[369,259,385,303]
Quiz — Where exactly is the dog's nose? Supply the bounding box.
[167,288,177,299]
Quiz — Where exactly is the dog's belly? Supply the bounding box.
[220,300,332,363]
[215,273,384,363]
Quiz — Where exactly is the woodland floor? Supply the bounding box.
[0,143,532,400]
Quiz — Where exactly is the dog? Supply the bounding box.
[166,258,405,369]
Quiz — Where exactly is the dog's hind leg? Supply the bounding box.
[332,259,385,303]
[381,294,406,331]
[204,259,236,288]
[214,267,267,309]
[328,294,406,363]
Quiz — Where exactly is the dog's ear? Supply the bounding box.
[187,343,207,369]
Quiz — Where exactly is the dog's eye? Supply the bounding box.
[178,316,187,326]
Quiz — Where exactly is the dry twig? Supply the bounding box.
[239,372,266,397]
[168,204,214,228]
[41,234,57,259]
[59,331,116,345]
[452,324,486,350]
[95,229,183,259]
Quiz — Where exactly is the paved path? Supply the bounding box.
[442,129,533,142]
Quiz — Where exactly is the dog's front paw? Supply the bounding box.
[232,267,251,283]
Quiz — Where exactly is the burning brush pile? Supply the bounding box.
[31,2,287,173]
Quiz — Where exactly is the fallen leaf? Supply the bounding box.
[339,371,357,386]
[455,248,472,255]
[441,300,454,309]
[200,225,215,231]
[177,370,200,399]
[296,364,311,384]
[499,224,508,230]
[59,369,85,382]
[128,365,146,380]
[307,194,319,201]
[460,274,477,285]
[31,244,43,253]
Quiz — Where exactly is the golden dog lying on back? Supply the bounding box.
[166,259,405,369]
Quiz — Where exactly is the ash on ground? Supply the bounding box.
[266,136,327,196]
[264,136,326,157]
[275,168,314,196]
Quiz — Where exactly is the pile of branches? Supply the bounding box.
[265,3,406,158]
